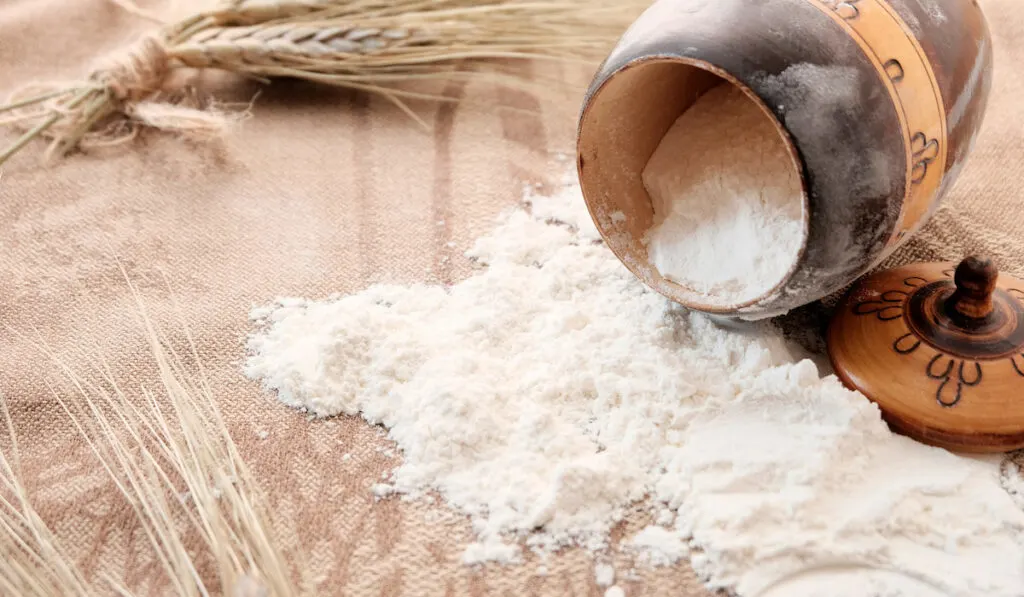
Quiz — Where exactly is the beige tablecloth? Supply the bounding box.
[0,0,1021,595]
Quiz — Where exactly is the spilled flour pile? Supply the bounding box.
[246,174,1024,596]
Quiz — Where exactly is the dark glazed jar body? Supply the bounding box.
[576,0,993,318]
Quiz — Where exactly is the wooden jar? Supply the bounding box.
[577,0,993,318]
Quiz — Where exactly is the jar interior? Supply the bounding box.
[577,57,808,312]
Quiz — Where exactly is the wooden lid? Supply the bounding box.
[827,256,1024,453]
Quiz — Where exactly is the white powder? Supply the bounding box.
[594,562,615,587]
[1003,455,1024,511]
[641,84,804,306]
[628,525,689,567]
[604,586,625,597]
[462,541,521,565]
[245,174,1024,596]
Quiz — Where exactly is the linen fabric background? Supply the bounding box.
[0,0,1022,594]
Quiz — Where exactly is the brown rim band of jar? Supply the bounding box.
[804,0,949,249]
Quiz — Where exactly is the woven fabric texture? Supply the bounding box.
[0,0,1020,595]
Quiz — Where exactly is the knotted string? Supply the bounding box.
[1,34,246,165]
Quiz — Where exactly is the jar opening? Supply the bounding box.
[577,57,809,313]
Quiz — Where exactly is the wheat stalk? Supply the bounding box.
[0,0,646,167]
[0,396,95,597]
[0,269,295,596]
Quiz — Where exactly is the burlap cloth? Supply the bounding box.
[0,0,1021,595]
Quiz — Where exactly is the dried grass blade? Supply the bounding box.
[0,89,78,115]
[10,261,297,596]
[0,88,95,167]
[0,393,95,597]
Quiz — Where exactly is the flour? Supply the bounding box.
[1003,454,1024,511]
[628,525,689,567]
[641,84,804,306]
[594,562,615,587]
[245,173,1024,596]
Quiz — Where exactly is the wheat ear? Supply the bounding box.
[0,0,646,167]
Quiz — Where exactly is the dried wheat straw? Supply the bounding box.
[0,0,646,166]
[0,270,294,596]
[0,396,95,597]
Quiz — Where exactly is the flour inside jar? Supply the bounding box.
[642,83,805,306]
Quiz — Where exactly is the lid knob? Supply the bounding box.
[949,255,998,319]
